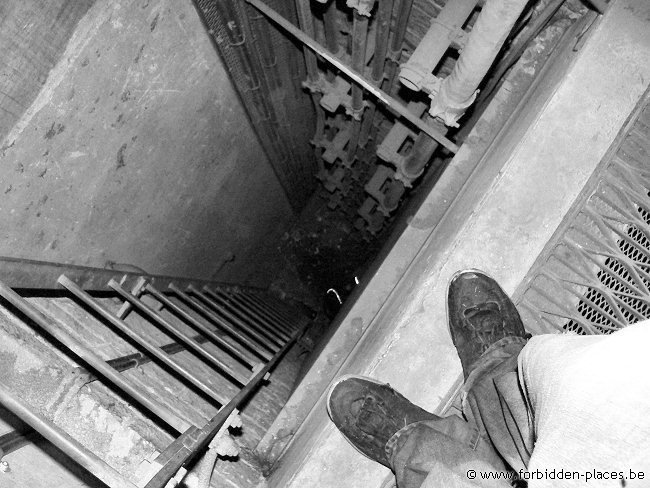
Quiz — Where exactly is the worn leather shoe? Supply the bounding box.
[327,375,438,468]
[447,270,528,379]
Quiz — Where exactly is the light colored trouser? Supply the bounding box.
[388,321,650,488]
[521,321,650,488]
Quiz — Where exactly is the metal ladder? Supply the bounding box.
[0,263,309,488]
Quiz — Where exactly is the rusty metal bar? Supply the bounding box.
[244,0,460,153]
[143,327,303,488]
[58,276,230,405]
[211,288,292,341]
[220,290,294,337]
[108,280,250,386]
[0,382,138,488]
[170,284,273,361]
[0,429,39,460]
[228,291,298,339]
[145,284,258,368]
[203,287,290,343]
[71,335,210,382]
[239,291,293,324]
[0,278,190,433]
[187,285,283,350]
[240,291,297,330]
[0,256,262,293]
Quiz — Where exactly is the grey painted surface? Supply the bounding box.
[0,0,292,285]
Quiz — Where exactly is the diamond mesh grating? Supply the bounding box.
[516,98,650,336]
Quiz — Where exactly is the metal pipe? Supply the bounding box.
[390,0,414,56]
[402,117,450,180]
[347,11,369,161]
[58,276,230,406]
[294,0,328,166]
[371,0,393,82]
[294,0,319,80]
[323,0,340,54]
[238,292,296,329]
[187,286,283,350]
[203,288,290,343]
[429,0,529,127]
[170,284,273,361]
[244,0,459,153]
[350,12,369,112]
[359,0,394,147]
[108,280,250,386]
[0,383,138,488]
[145,284,258,368]
[0,278,190,433]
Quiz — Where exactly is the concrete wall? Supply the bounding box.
[0,0,293,285]
[266,0,650,486]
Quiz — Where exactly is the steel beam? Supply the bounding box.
[0,256,263,293]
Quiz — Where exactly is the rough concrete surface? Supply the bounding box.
[0,0,293,286]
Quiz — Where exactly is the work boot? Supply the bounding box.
[327,375,438,468]
[447,269,529,379]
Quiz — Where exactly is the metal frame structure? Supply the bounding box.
[0,268,309,487]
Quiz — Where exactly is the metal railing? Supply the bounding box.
[0,269,308,487]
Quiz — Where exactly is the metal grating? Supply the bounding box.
[515,92,650,336]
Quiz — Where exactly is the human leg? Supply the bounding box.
[327,270,532,487]
[327,375,509,488]
[518,321,650,487]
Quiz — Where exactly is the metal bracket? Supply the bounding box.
[358,197,386,235]
[364,166,404,216]
[346,0,375,16]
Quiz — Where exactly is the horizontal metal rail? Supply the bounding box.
[142,327,303,488]
[0,256,265,293]
[0,279,190,433]
[188,285,283,349]
[108,280,250,385]
[201,287,288,344]
[207,287,292,342]
[144,283,259,368]
[59,276,231,406]
[236,291,297,333]
[71,334,211,382]
[171,284,274,361]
